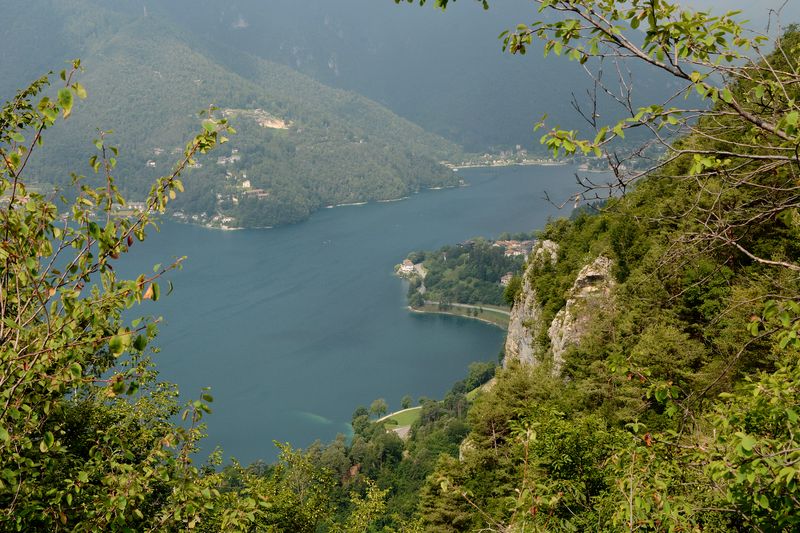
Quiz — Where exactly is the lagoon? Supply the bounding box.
[125,164,578,463]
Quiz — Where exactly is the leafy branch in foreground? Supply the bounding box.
[0,62,237,531]
[0,63,395,533]
[390,1,800,531]
[508,2,800,274]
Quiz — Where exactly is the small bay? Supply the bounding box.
[125,164,579,463]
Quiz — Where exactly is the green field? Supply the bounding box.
[381,407,422,427]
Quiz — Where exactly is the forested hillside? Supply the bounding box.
[0,0,461,227]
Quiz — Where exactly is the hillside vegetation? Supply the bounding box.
[1,0,461,228]
[403,238,528,308]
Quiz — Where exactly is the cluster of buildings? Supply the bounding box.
[243,188,270,200]
[217,149,242,166]
[493,240,536,257]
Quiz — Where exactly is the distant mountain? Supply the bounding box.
[1,0,462,227]
[154,0,797,152]
[153,0,689,152]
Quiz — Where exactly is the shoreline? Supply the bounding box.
[170,217,273,231]
[167,176,465,231]
[407,305,508,330]
[377,196,410,203]
[446,160,569,170]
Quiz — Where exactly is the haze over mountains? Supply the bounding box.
[158,0,660,151]
[4,1,800,529]
[2,0,797,227]
[157,0,799,150]
[2,0,462,226]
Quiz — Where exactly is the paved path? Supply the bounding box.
[424,301,511,316]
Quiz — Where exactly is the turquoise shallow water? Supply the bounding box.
[123,165,578,463]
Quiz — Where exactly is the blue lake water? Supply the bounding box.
[124,164,578,463]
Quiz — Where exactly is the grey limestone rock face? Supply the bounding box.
[504,242,614,374]
[547,255,615,371]
[503,240,559,367]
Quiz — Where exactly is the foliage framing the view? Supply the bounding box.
[0,59,407,532]
[0,62,239,530]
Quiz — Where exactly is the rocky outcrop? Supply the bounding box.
[459,437,477,462]
[547,255,615,371]
[503,240,558,367]
[504,241,615,373]
[533,239,559,266]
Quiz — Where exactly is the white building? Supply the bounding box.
[398,259,416,275]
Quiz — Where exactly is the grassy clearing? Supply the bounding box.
[380,406,422,427]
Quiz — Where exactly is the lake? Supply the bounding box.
[125,164,579,463]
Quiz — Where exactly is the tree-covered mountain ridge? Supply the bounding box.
[4,0,462,228]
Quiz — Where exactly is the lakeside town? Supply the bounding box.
[3,143,614,232]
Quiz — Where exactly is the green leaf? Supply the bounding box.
[758,494,770,509]
[73,82,87,99]
[109,335,124,356]
[132,335,147,351]
[738,433,757,452]
[58,88,73,118]
[721,88,734,103]
[0,425,9,444]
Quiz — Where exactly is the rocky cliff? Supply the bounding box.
[547,255,615,371]
[503,240,558,367]
[504,242,614,373]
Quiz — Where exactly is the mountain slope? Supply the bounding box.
[154,0,707,152]
[2,0,462,227]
